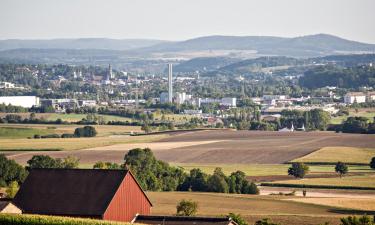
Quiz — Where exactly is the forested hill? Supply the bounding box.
[299,65,375,89]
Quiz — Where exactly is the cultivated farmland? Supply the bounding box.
[147,191,356,225]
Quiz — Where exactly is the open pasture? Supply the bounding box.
[292,146,375,164]
[0,123,142,137]
[147,191,357,225]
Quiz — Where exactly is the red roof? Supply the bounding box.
[13,168,152,217]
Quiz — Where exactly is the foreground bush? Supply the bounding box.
[0,214,132,225]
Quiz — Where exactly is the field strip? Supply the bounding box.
[284,197,375,211]
[82,140,225,151]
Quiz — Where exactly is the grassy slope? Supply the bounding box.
[147,191,345,225]
[292,146,375,164]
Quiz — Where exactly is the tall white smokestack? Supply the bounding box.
[168,63,173,103]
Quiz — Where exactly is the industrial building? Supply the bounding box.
[0,96,40,108]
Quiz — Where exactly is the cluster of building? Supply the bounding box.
[344,92,375,104]
[158,64,237,109]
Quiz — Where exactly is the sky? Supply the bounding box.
[0,0,374,43]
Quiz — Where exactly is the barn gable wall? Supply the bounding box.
[103,172,151,222]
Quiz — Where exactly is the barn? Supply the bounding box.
[13,168,152,222]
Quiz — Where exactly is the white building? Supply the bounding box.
[344,92,366,104]
[221,98,237,107]
[78,100,97,107]
[0,82,15,89]
[0,96,40,108]
[184,109,202,115]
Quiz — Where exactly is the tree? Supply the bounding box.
[6,181,19,198]
[123,148,185,191]
[62,156,80,169]
[228,213,248,225]
[27,155,62,169]
[228,170,259,194]
[93,161,122,169]
[0,154,27,186]
[335,161,348,178]
[178,168,208,192]
[370,157,375,169]
[288,162,309,178]
[27,155,80,169]
[207,167,229,193]
[176,199,198,216]
[74,126,97,137]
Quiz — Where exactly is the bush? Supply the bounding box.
[176,199,198,216]
[340,215,374,225]
[288,162,309,178]
[74,126,97,137]
[228,213,248,225]
[370,157,375,169]
[41,134,60,139]
[33,134,41,139]
[61,133,75,138]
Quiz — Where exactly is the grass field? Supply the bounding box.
[271,174,375,188]
[292,147,375,164]
[0,127,53,138]
[330,109,375,125]
[147,191,348,225]
[0,112,134,123]
[0,134,164,151]
[0,124,142,138]
[172,163,374,176]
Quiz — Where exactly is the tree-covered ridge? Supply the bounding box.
[299,65,375,89]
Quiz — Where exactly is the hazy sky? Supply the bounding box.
[0,0,374,43]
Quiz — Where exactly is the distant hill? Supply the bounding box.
[173,57,241,72]
[138,34,375,57]
[0,38,167,51]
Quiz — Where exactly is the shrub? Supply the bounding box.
[74,126,97,137]
[335,161,348,177]
[370,157,375,169]
[176,199,198,216]
[41,134,60,138]
[6,180,19,198]
[228,213,248,225]
[61,133,75,138]
[288,162,309,178]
